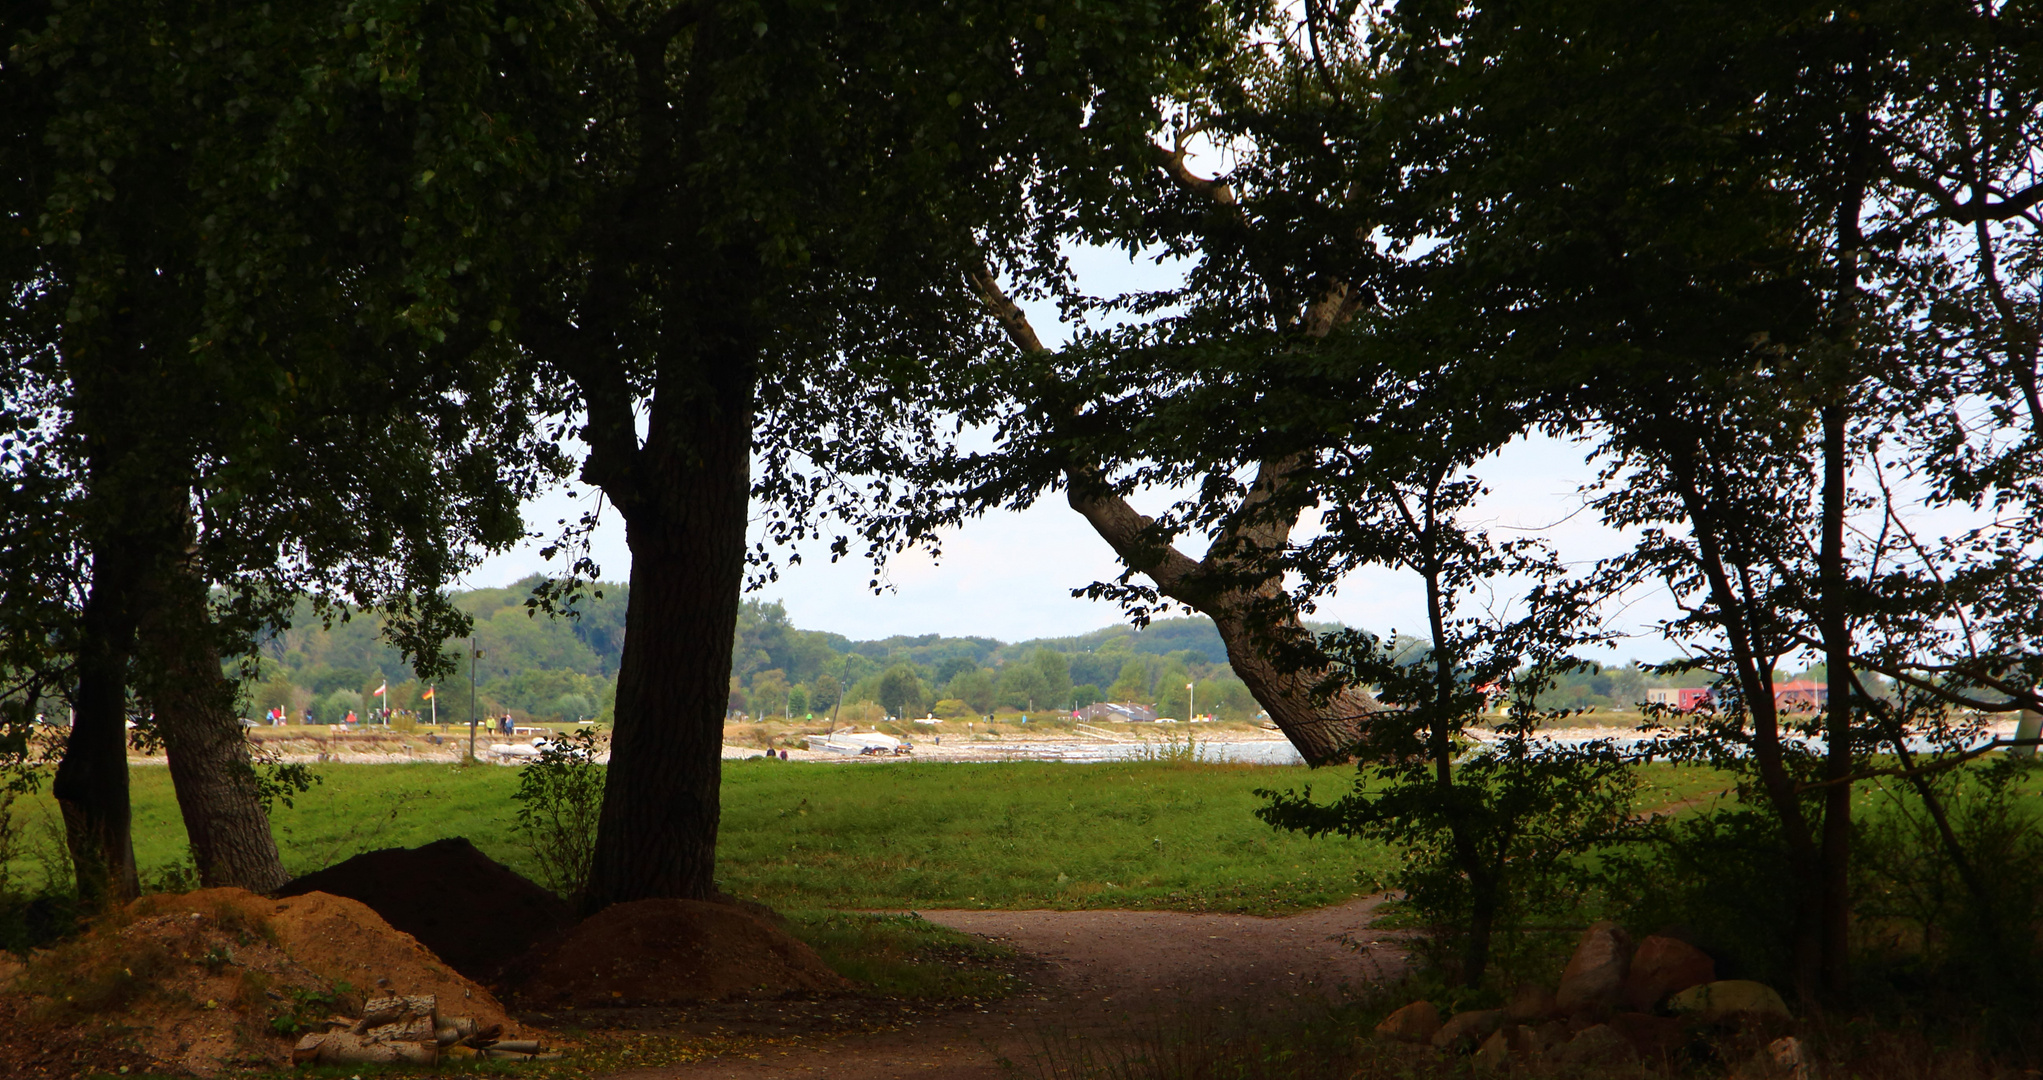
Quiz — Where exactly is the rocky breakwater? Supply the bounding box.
[1373,921,1806,1076]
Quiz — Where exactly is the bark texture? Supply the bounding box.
[972,264,1374,766]
[578,360,757,913]
[1064,476,1375,765]
[57,543,142,909]
[136,549,288,894]
[530,10,768,913]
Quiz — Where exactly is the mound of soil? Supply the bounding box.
[503,898,848,1008]
[276,836,571,984]
[0,887,527,1078]
[253,891,518,1032]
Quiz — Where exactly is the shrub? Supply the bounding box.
[510,729,604,906]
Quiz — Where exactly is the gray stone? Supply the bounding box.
[1554,1023,1639,1067]
[1623,935,1716,1011]
[1667,980,1792,1021]
[1557,921,1633,1016]
[1504,982,1559,1022]
[1476,1025,1542,1070]
[1432,1008,1507,1050]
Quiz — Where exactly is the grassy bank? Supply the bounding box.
[1,759,1389,914]
[0,758,1730,915]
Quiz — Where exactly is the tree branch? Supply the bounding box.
[965,260,1204,591]
[1795,736,2043,792]
[1150,141,1238,207]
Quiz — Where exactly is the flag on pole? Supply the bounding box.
[420,686,435,701]
[373,682,387,697]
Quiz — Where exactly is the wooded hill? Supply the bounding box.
[245,575,1701,726]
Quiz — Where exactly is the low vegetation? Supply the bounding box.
[783,911,1022,1000]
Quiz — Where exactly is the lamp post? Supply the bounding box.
[467,636,482,761]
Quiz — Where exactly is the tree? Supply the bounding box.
[934,656,980,686]
[1029,648,1073,710]
[945,668,998,715]
[3,0,566,903]
[1261,375,1645,986]
[1153,658,1194,716]
[877,665,927,720]
[1368,0,2043,999]
[510,0,1216,910]
[806,675,840,715]
[940,2,1394,764]
[749,670,790,720]
[997,664,1050,712]
[1107,659,1152,704]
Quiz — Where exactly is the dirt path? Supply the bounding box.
[594,897,1407,1080]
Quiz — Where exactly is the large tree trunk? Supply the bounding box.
[136,550,289,894]
[57,544,143,910]
[581,360,756,913]
[1066,482,1373,764]
[970,267,1373,765]
[1816,403,1853,999]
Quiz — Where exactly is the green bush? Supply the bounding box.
[510,729,604,907]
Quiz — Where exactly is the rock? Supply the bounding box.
[1476,1025,1542,1070]
[1476,1028,1511,1070]
[1606,1011,1689,1058]
[1623,935,1716,1011]
[1768,1035,1809,1080]
[1375,1000,1441,1043]
[1556,921,1632,1017]
[1730,1035,1810,1080]
[1433,1008,1508,1050]
[1554,1023,1639,1067]
[1667,980,1792,1021]
[1504,983,1559,1022]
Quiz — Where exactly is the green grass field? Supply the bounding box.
[1,758,1736,916]
[4,759,1412,915]
[0,757,1735,1020]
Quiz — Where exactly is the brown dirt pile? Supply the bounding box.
[504,898,848,1008]
[0,887,525,1078]
[276,836,571,984]
[255,889,518,1032]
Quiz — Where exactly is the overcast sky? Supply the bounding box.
[462,244,1701,663]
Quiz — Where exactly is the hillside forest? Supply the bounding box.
[247,576,1730,728]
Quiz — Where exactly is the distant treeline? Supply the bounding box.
[243,575,1721,725]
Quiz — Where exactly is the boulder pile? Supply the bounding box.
[1375,922,1800,1071]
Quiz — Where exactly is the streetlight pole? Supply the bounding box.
[467,636,482,761]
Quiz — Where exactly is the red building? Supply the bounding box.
[1772,680,1829,712]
